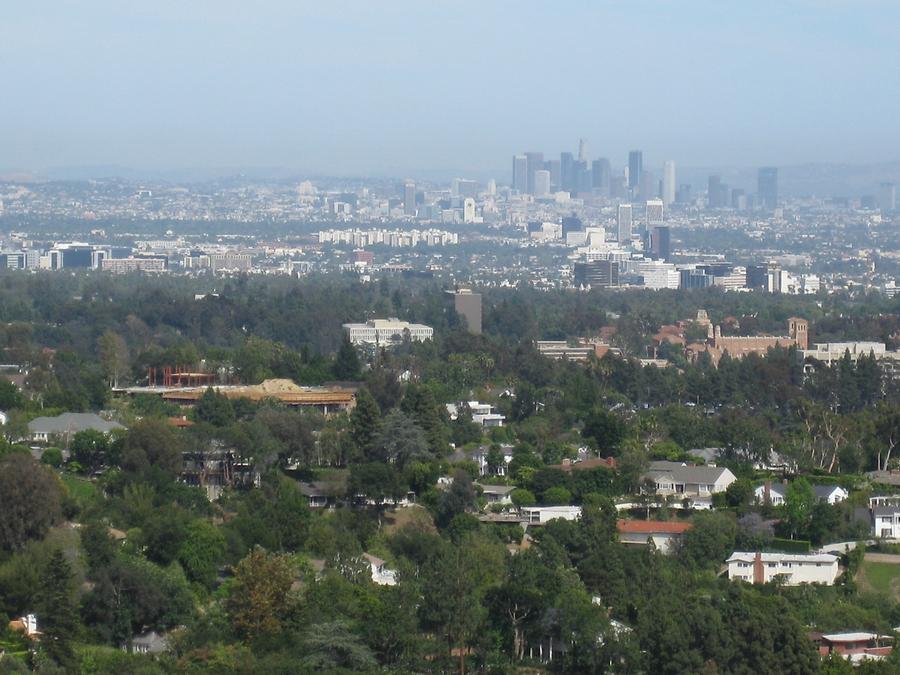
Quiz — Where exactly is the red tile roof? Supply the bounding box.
[617,519,693,535]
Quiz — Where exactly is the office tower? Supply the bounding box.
[446,289,482,334]
[677,184,692,204]
[628,151,643,190]
[533,170,551,197]
[463,198,476,223]
[578,138,589,162]
[731,188,746,210]
[639,170,656,201]
[524,152,544,194]
[879,182,896,211]
[560,152,575,192]
[573,160,591,193]
[403,181,416,216]
[617,203,633,243]
[745,264,769,290]
[609,176,627,200]
[574,260,619,288]
[646,199,664,225]
[512,155,528,193]
[651,226,671,262]
[708,175,730,208]
[591,158,611,194]
[452,178,478,199]
[758,167,778,209]
[561,215,584,238]
[546,159,561,189]
[662,160,676,206]
[487,179,496,196]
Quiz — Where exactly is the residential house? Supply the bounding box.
[549,457,617,472]
[645,461,736,498]
[362,553,397,586]
[478,484,515,505]
[754,482,787,506]
[27,412,124,444]
[810,632,894,664]
[125,630,169,655]
[448,444,514,477]
[520,505,582,525]
[446,401,506,428]
[726,551,840,586]
[814,485,849,504]
[617,519,692,554]
[872,505,900,539]
[299,481,339,509]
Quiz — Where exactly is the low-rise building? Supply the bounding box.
[343,318,433,346]
[645,461,736,497]
[727,551,840,585]
[521,505,582,524]
[617,519,692,554]
[27,412,124,444]
[810,632,894,664]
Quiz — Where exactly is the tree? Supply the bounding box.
[35,549,79,670]
[677,511,737,570]
[785,477,815,540]
[333,336,362,381]
[300,620,377,671]
[226,548,297,644]
[178,520,226,588]
[0,378,22,410]
[510,488,536,508]
[0,454,63,551]
[194,387,235,427]
[98,330,130,388]
[349,387,381,458]
[347,462,406,506]
[543,486,573,505]
[120,418,184,477]
[70,428,110,472]
[582,408,627,455]
[372,409,430,467]
[436,469,477,528]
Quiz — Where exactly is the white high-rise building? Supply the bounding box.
[463,198,476,223]
[662,160,676,206]
[617,204,633,244]
[534,170,551,197]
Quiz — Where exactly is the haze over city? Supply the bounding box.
[2,1,899,177]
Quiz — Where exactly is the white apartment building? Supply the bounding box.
[727,552,840,585]
[343,318,433,346]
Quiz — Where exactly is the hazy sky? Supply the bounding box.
[2,1,898,176]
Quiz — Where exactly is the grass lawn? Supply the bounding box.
[60,473,100,507]
[856,560,900,601]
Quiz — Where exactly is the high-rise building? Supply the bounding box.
[560,152,575,193]
[574,260,619,288]
[578,138,589,162]
[609,176,627,200]
[447,288,482,334]
[591,158,611,194]
[708,175,729,208]
[639,170,656,202]
[651,226,671,262]
[512,155,528,193]
[524,152,544,194]
[662,160,676,206]
[546,160,561,189]
[646,199,664,225]
[533,170,551,197]
[879,182,896,211]
[463,198,476,223]
[628,151,643,190]
[758,167,778,209]
[573,161,592,193]
[617,204,633,244]
[403,181,416,216]
[561,216,584,238]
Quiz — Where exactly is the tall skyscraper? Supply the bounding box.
[578,138,589,162]
[592,158,611,194]
[646,199,664,225]
[708,175,728,208]
[524,152,544,194]
[651,226,671,262]
[403,181,416,216]
[446,289,482,334]
[617,203,633,244]
[533,170,551,197]
[662,160,676,206]
[512,155,528,193]
[560,152,575,193]
[573,160,591,193]
[638,170,656,202]
[758,167,778,209]
[879,182,896,211]
[628,150,643,190]
[574,260,619,288]
[546,159,561,189]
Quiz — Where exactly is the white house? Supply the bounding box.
[616,519,692,555]
[478,484,515,505]
[727,551,840,586]
[362,553,397,586]
[343,318,433,346]
[520,505,582,525]
[814,485,849,505]
[645,461,736,497]
[446,401,506,428]
[754,482,787,506]
[873,506,900,539]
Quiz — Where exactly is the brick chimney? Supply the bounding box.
[764,480,771,505]
[753,552,764,584]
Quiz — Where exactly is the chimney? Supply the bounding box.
[753,552,764,584]
[764,480,771,505]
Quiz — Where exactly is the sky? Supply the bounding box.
[1,1,898,177]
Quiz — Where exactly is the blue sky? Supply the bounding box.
[1,1,897,176]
